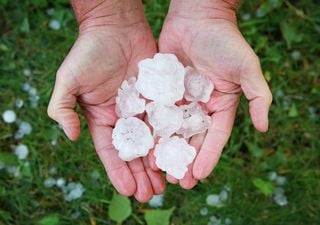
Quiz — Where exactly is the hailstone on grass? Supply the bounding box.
[2,110,16,124]
[115,77,145,118]
[14,144,29,160]
[112,117,154,161]
[177,103,212,138]
[184,66,214,103]
[154,136,196,179]
[146,102,183,137]
[135,53,185,105]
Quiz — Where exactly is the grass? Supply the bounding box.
[0,0,319,224]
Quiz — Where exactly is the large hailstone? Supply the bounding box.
[115,77,145,118]
[146,102,183,137]
[135,53,185,105]
[154,136,196,179]
[184,66,214,103]
[112,117,154,161]
[177,103,212,138]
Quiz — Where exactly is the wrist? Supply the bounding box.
[167,0,238,23]
[71,0,146,32]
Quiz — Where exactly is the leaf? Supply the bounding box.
[0,151,18,165]
[108,193,132,223]
[280,22,303,49]
[38,215,60,225]
[288,104,299,117]
[20,17,30,33]
[145,208,175,225]
[245,142,263,158]
[252,178,275,197]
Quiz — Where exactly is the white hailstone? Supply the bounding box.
[112,117,154,161]
[224,218,232,225]
[209,216,221,225]
[6,166,20,177]
[273,187,284,196]
[51,138,57,146]
[14,144,29,160]
[274,194,288,206]
[2,110,16,123]
[268,171,277,181]
[146,102,183,137]
[49,166,58,175]
[44,177,56,188]
[148,194,164,208]
[135,53,185,105]
[200,207,209,216]
[154,136,196,179]
[115,77,145,118]
[23,68,31,76]
[219,190,228,202]
[56,178,66,188]
[275,176,287,186]
[64,183,85,201]
[177,103,212,138]
[15,98,24,108]
[206,194,221,206]
[49,19,61,30]
[22,82,31,92]
[46,8,55,16]
[0,161,5,170]
[184,66,213,103]
[18,121,32,135]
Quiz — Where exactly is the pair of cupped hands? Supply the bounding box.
[48,0,272,202]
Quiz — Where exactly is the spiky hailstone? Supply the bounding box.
[2,110,17,124]
[154,136,196,179]
[115,77,145,118]
[146,102,183,137]
[177,103,212,138]
[112,117,154,161]
[184,66,214,103]
[135,53,185,105]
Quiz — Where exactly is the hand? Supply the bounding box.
[47,0,165,202]
[154,0,272,188]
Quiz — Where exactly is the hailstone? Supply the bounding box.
[2,110,16,124]
[135,53,185,105]
[115,77,145,118]
[177,103,212,138]
[112,117,154,161]
[154,136,196,179]
[184,66,214,103]
[146,102,183,137]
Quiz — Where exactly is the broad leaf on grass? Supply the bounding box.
[38,215,59,225]
[145,207,175,225]
[0,152,18,165]
[252,178,275,197]
[108,193,132,223]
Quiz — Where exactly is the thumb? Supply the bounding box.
[240,55,273,132]
[47,71,81,141]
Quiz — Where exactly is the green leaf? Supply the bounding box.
[108,193,132,223]
[245,142,263,158]
[252,178,275,197]
[288,104,299,117]
[38,215,60,225]
[0,151,18,165]
[280,22,303,49]
[145,208,175,225]
[20,17,30,33]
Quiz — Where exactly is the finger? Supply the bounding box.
[142,157,166,195]
[128,159,154,203]
[47,71,80,141]
[166,174,179,184]
[179,133,205,189]
[193,105,238,180]
[87,123,136,196]
[240,55,272,132]
[148,149,159,171]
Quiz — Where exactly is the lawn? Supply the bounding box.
[0,0,319,224]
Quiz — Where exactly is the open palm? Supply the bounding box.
[48,24,165,202]
[157,17,272,188]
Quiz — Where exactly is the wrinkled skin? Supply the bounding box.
[148,16,272,188]
[47,22,165,202]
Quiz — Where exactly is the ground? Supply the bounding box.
[0,0,319,225]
